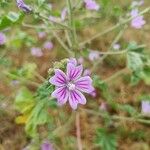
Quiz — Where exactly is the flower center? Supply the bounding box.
[67,82,76,90]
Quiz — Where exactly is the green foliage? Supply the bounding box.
[118,104,138,116]
[93,75,112,101]
[127,42,144,71]
[38,0,46,6]
[14,80,56,137]
[126,42,150,85]
[95,128,117,150]
[8,63,37,80]
[15,87,35,114]
[25,98,51,137]
[0,11,24,30]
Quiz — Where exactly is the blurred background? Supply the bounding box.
[0,0,150,150]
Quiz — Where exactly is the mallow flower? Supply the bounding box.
[41,140,54,150]
[89,50,100,61]
[31,47,43,57]
[131,15,146,29]
[113,43,120,50]
[84,0,100,11]
[130,9,146,29]
[61,8,68,21]
[0,32,6,45]
[43,41,54,50]
[16,0,32,13]
[141,101,150,116]
[49,58,94,110]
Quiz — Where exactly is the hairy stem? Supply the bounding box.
[79,7,150,47]
[76,112,83,150]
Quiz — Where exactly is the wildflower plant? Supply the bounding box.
[0,0,150,149]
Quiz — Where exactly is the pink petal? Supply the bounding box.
[67,63,83,81]
[75,76,94,93]
[68,58,77,66]
[49,69,67,86]
[51,86,69,105]
[69,90,86,110]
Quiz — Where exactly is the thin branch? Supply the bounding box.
[79,7,150,47]
[76,112,83,150]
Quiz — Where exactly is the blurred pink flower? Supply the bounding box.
[89,50,100,61]
[130,9,145,29]
[78,57,84,64]
[131,1,139,7]
[131,0,144,7]
[49,58,94,110]
[41,140,54,150]
[16,0,32,13]
[84,0,100,11]
[113,43,120,50]
[61,8,68,21]
[0,32,6,45]
[141,101,150,116]
[131,15,145,29]
[89,89,96,98]
[44,41,54,50]
[83,69,91,76]
[99,102,107,111]
[38,32,46,39]
[31,47,43,57]
[49,16,59,22]
[130,9,139,17]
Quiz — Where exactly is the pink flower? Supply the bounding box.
[130,9,146,29]
[38,32,46,39]
[0,32,6,45]
[41,140,54,150]
[130,9,139,17]
[78,57,84,64]
[49,16,59,22]
[16,0,32,13]
[49,58,94,110]
[89,50,100,61]
[141,101,150,116]
[113,43,120,50]
[99,102,107,111]
[84,0,100,11]
[131,1,139,8]
[61,8,68,21]
[131,0,144,7]
[131,15,146,29]
[43,41,54,50]
[89,89,96,98]
[83,69,91,76]
[31,47,43,57]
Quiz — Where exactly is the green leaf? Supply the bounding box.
[118,104,137,116]
[95,128,117,150]
[93,75,112,101]
[15,87,35,114]
[130,71,141,86]
[25,98,50,137]
[38,0,46,6]
[139,67,150,85]
[0,12,24,30]
[127,51,143,71]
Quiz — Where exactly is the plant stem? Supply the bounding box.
[52,111,75,136]
[4,72,40,87]
[81,108,150,125]
[91,27,127,72]
[103,68,129,83]
[76,112,83,150]
[52,31,75,57]
[67,0,78,48]
[79,7,150,47]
